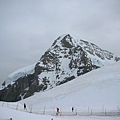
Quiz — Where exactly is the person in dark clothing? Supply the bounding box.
[24,103,27,110]
[57,107,59,113]
[72,107,74,112]
[56,107,60,116]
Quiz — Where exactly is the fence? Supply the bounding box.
[0,102,120,116]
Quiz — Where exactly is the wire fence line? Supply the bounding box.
[0,102,120,116]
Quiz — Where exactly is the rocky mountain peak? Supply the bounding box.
[52,34,72,47]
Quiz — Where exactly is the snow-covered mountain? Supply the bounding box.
[0,34,119,102]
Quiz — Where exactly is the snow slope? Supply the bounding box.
[0,107,120,120]
[0,106,63,120]
[0,106,120,120]
[19,61,120,111]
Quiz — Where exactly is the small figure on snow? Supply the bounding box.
[57,107,59,113]
[24,103,27,110]
[72,107,74,112]
[56,107,60,116]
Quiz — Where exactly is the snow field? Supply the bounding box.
[0,106,120,120]
[1,59,120,119]
[18,62,120,113]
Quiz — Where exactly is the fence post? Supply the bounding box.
[91,109,92,115]
[117,105,120,111]
[7,102,9,107]
[76,108,77,115]
[60,108,62,116]
[2,102,4,107]
[102,105,104,113]
[30,105,32,113]
[43,105,45,114]
[88,106,90,113]
[16,103,18,110]
[105,109,107,116]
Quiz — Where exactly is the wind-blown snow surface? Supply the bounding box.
[19,62,120,111]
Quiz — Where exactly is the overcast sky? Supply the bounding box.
[0,0,120,85]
